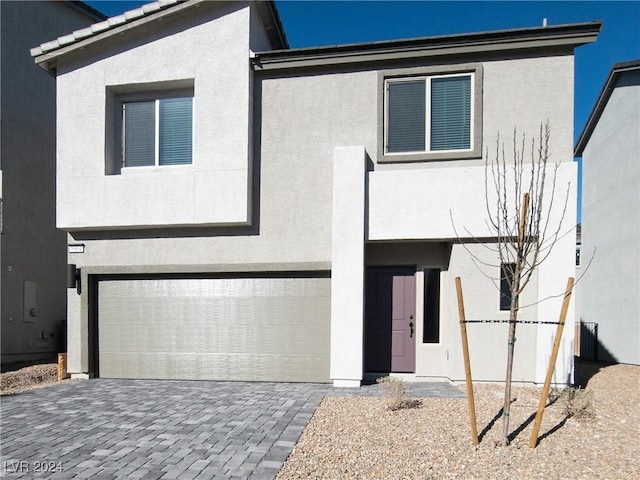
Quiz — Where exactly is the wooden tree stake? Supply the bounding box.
[456,277,479,445]
[529,277,575,448]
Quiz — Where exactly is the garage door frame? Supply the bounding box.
[90,271,331,381]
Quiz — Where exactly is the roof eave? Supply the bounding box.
[263,0,289,50]
[575,59,640,156]
[252,21,602,71]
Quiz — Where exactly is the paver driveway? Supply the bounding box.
[0,379,464,479]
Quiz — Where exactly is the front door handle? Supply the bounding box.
[409,321,414,338]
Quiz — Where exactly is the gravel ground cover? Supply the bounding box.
[0,363,61,396]
[278,363,639,479]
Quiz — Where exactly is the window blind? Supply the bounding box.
[430,75,471,151]
[159,97,193,166]
[500,263,516,311]
[387,80,426,153]
[124,101,155,167]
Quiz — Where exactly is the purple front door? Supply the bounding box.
[364,267,416,373]
[391,273,416,372]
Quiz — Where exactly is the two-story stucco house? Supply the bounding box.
[32,0,599,386]
[575,59,640,366]
[1,0,104,364]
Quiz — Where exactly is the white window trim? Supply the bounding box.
[120,164,193,175]
[384,72,474,156]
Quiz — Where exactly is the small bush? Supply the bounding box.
[548,386,595,421]
[376,376,421,411]
[564,387,595,420]
[548,387,562,404]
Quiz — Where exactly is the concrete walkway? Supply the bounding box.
[0,379,464,480]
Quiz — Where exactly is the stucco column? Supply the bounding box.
[535,162,577,385]
[330,146,366,387]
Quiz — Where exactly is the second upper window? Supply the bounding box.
[385,73,472,155]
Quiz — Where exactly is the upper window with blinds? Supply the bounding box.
[123,95,193,168]
[378,66,482,163]
[386,73,472,154]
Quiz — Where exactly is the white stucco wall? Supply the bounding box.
[442,243,538,382]
[579,73,640,365]
[56,1,254,230]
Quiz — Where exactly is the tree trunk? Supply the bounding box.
[502,193,529,446]
[502,286,519,446]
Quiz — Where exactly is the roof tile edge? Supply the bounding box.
[31,0,289,71]
[31,0,186,57]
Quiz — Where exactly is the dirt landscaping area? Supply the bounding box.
[278,362,640,479]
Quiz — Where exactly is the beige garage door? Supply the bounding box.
[97,276,331,382]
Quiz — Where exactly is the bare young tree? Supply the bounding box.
[455,121,570,446]
[492,122,569,446]
[488,122,570,446]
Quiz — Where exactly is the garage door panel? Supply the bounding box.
[98,277,330,382]
[99,352,330,382]
[100,322,329,356]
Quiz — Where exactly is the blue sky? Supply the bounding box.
[86,0,639,220]
[86,0,639,141]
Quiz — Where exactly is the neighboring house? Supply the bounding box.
[575,60,640,365]
[0,1,104,364]
[31,0,599,386]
